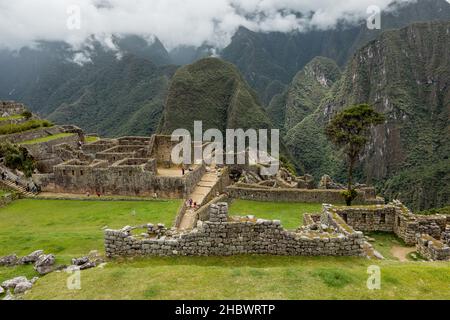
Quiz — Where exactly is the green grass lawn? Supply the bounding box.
[21,256,450,300]
[20,133,75,145]
[0,115,24,122]
[85,136,100,143]
[1,199,449,300]
[0,199,182,263]
[229,200,322,229]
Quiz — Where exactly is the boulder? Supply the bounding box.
[14,281,33,294]
[1,276,28,289]
[71,257,89,266]
[0,254,18,266]
[79,262,97,270]
[19,250,44,264]
[34,254,55,275]
[2,290,14,300]
[0,286,4,295]
[88,250,104,264]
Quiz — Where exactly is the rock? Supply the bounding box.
[2,290,14,300]
[88,250,104,264]
[14,281,33,294]
[30,277,39,284]
[373,250,385,260]
[0,254,18,266]
[79,262,96,270]
[71,257,89,266]
[19,250,44,264]
[0,286,4,295]
[34,254,55,275]
[1,276,28,289]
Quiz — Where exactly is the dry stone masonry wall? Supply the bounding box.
[105,203,366,258]
[105,201,450,260]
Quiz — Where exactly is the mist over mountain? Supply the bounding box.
[221,0,450,104]
[0,0,449,210]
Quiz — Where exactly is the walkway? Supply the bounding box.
[178,169,220,230]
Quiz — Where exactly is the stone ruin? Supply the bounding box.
[105,202,367,258]
[0,101,26,117]
[105,201,450,260]
[34,135,205,198]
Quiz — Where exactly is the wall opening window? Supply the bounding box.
[380,213,386,223]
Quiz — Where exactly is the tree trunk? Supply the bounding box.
[346,156,355,206]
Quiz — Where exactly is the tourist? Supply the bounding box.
[189,198,193,207]
[86,191,90,197]
[96,191,101,197]
[182,167,185,175]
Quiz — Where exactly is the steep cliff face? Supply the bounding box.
[221,0,450,104]
[159,57,273,135]
[290,21,450,210]
[267,57,341,134]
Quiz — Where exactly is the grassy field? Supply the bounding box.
[22,256,450,300]
[20,133,75,145]
[229,200,322,229]
[1,199,449,300]
[0,199,182,263]
[85,136,100,143]
[0,115,24,122]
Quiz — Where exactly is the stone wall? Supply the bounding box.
[392,202,447,245]
[1,126,62,144]
[104,203,365,258]
[150,135,181,166]
[226,185,383,205]
[326,201,448,246]
[0,101,26,116]
[416,234,450,261]
[49,158,203,198]
[332,205,396,232]
[82,139,118,155]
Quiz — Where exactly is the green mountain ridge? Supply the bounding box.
[267,56,341,135]
[221,0,450,105]
[287,21,450,210]
[159,58,273,135]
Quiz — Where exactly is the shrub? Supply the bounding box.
[21,110,33,120]
[341,189,358,206]
[0,141,35,177]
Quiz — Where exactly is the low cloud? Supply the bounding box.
[0,0,414,50]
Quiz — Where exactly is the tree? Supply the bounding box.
[0,141,35,177]
[325,104,385,205]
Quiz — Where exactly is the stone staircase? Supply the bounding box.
[179,169,220,230]
[0,165,38,197]
[1,179,37,197]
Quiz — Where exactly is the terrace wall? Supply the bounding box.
[0,101,26,115]
[0,126,62,144]
[226,185,383,205]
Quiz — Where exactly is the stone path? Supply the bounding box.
[179,169,220,230]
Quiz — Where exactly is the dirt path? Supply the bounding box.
[391,246,416,262]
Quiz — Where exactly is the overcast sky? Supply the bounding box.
[0,0,414,50]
